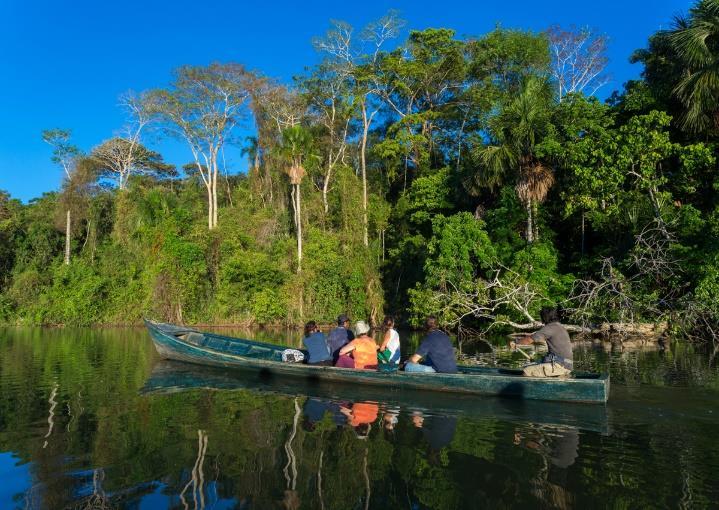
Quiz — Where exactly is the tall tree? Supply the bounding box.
[301,63,352,216]
[374,28,466,190]
[146,63,258,229]
[668,0,719,134]
[311,11,404,244]
[356,11,404,246]
[278,126,317,273]
[90,138,174,189]
[470,77,555,243]
[41,129,81,264]
[546,25,610,101]
[249,83,304,208]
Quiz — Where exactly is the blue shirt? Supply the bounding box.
[416,330,457,373]
[303,332,331,363]
[326,326,354,357]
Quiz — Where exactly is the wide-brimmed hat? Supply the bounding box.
[354,320,370,336]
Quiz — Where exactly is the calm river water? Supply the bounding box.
[0,327,717,509]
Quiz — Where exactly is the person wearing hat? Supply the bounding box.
[336,321,378,370]
[327,314,355,363]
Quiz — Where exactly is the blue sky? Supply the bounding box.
[0,0,691,202]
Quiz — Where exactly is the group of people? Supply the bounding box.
[302,314,459,374]
[302,306,573,378]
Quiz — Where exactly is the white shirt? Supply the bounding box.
[385,328,400,364]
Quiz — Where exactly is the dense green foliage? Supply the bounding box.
[1,2,718,338]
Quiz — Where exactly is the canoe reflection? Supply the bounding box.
[142,360,610,435]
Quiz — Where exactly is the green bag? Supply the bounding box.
[377,347,392,364]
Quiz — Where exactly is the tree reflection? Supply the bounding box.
[0,328,718,509]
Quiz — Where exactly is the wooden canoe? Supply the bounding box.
[144,319,610,404]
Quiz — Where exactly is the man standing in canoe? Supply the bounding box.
[510,307,573,377]
[404,316,458,374]
[327,314,355,363]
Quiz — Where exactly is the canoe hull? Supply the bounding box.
[144,320,610,404]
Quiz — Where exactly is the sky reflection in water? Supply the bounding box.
[0,327,717,509]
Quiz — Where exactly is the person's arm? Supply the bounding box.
[509,328,548,349]
[379,330,391,351]
[407,338,430,364]
[339,340,356,356]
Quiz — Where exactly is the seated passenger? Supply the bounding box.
[378,315,401,365]
[336,321,378,370]
[302,321,332,366]
[404,316,458,374]
[327,314,355,363]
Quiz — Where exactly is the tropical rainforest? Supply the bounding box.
[1,1,718,340]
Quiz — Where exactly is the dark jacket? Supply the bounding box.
[327,326,354,359]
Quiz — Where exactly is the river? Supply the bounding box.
[0,327,717,509]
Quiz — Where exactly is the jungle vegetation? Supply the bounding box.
[1,1,718,341]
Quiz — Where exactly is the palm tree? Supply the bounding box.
[278,126,316,273]
[470,76,555,243]
[669,0,719,134]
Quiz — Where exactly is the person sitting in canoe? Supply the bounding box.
[302,321,333,366]
[378,315,400,366]
[327,314,355,363]
[336,321,378,370]
[404,316,458,374]
[509,307,573,377]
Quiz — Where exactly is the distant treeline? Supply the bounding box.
[0,2,718,340]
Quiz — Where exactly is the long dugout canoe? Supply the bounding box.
[144,319,610,404]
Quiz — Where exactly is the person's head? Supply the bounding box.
[302,416,316,432]
[383,315,395,330]
[354,320,370,337]
[540,306,560,324]
[337,314,350,327]
[424,315,439,332]
[304,320,318,338]
[383,412,398,431]
[355,423,371,438]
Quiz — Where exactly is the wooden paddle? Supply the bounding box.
[514,346,533,361]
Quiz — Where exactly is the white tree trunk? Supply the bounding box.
[361,127,369,247]
[526,199,534,244]
[296,183,302,274]
[212,170,218,229]
[322,169,331,215]
[64,209,71,265]
[361,103,371,247]
[290,185,298,229]
[211,157,219,229]
[206,182,213,230]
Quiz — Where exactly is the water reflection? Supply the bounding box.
[0,327,718,509]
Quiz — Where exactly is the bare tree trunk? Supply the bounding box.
[382,230,385,262]
[361,114,369,248]
[533,201,539,242]
[206,183,213,230]
[526,199,534,244]
[296,183,302,274]
[64,209,71,265]
[581,211,586,256]
[212,164,219,229]
[322,168,331,215]
[290,185,298,229]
